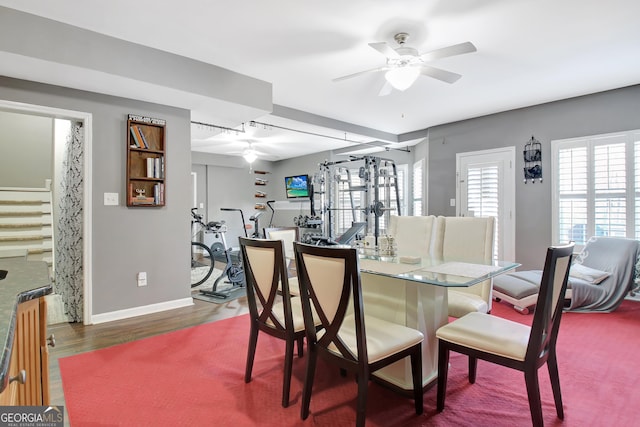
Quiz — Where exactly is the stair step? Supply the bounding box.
[0,235,51,242]
[0,200,48,205]
[0,211,47,217]
[0,222,46,229]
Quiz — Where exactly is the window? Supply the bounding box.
[412,159,423,216]
[552,130,640,247]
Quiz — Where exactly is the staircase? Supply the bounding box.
[0,188,53,266]
[0,187,68,324]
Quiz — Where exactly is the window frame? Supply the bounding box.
[551,129,640,249]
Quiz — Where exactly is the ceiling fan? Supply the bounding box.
[226,140,271,163]
[334,33,477,95]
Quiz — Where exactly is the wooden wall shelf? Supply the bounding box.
[126,114,166,207]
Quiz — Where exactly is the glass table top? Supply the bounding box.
[358,252,520,288]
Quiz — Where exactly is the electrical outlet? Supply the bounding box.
[137,272,147,287]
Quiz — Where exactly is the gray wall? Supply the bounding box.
[0,111,53,188]
[191,152,274,245]
[0,76,192,316]
[427,84,640,270]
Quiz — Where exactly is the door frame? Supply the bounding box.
[0,99,93,323]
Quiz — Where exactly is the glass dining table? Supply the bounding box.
[357,252,520,392]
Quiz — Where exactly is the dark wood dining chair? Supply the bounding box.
[436,242,575,426]
[239,237,307,408]
[294,242,424,427]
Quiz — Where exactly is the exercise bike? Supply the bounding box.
[190,208,245,299]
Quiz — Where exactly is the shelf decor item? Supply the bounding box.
[126,114,166,206]
[523,135,542,183]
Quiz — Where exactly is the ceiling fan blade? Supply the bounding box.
[420,65,462,84]
[420,41,477,62]
[378,80,392,97]
[333,66,389,82]
[368,42,400,58]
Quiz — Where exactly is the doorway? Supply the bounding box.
[456,147,515,262]
[0,100,93,323]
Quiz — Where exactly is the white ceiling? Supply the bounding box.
[2,0,640,160]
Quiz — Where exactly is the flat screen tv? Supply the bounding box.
[285,174,310,199]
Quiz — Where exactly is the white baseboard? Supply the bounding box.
[89,297,194,325]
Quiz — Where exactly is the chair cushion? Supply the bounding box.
[436,312,530,361]
[277,276,300,296]
[324,315,424,364]
[493,274,540,300]
[447,290,488,318]
[267,297,306,332]
[287,276,300,295]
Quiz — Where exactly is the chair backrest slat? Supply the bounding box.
[526,243,574,362]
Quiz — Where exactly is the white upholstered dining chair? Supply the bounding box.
[294,242,424,427]
[388,215,437,258]
[264,226,300,295]
[436,242,574,426]
[239,237,307,408]
[433,216,496,318]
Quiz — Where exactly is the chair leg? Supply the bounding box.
[355,371,369,427]
[547,353,564,419]
[245,323,259,383]
[468,356,477,384]
[410,348,424,415]
[300,346,318,421]
[282,338,295,408]
[436,341,449,412]
[296,335,304,358]
[524,367,544,427]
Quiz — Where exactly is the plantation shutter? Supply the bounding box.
[466,164,500,260]
[557,144,588,244]
[413,159,423,216]
[553,130,639,247]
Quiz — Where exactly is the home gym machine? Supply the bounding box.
[310,155,401,248]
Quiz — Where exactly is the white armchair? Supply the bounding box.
[434,216,496,318]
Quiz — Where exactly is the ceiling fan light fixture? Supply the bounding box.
[385,67,420,91]
[243,147,257,163]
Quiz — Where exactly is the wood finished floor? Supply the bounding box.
[47,295,249,423]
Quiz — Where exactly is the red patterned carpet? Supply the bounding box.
[60,299,640,426]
